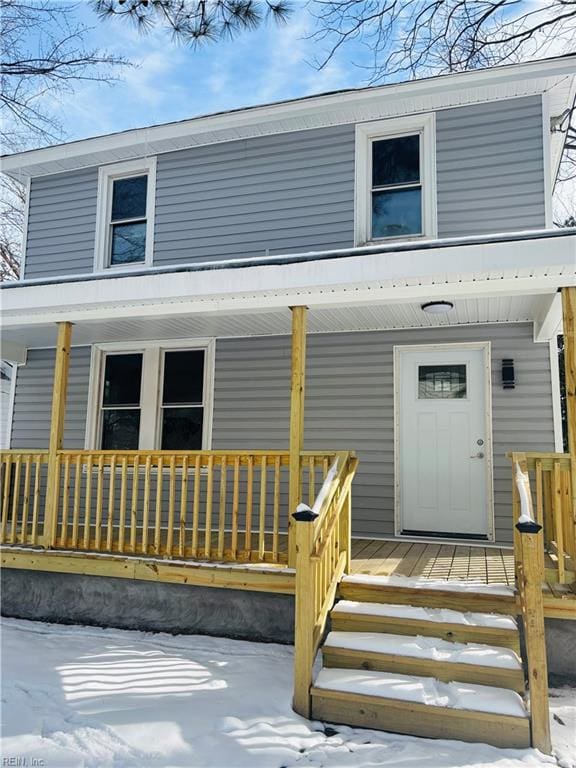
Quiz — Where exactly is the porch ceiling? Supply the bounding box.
[0,291,557,351]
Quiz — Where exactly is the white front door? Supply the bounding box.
[396,344,492,538]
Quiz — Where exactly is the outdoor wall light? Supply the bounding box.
[421,301,454,314]
[502,358,515,390]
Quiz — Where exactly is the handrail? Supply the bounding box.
[292,450,358,717]
[512,453,551,753]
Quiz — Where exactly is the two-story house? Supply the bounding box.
[1,55,575,750]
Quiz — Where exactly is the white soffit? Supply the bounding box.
[2,55,575,180]
[0,293,556,349]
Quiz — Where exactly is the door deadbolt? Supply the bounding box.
[477,439,484,446]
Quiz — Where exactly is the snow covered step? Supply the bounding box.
[322,631,525,692]
[339,574,517,615]
[310,668,530,749]
[331,600,520,652]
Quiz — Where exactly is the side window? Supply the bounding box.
[99,353,143,449]
[94,158,156,270]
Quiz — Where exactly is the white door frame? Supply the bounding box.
[393,341,495,542]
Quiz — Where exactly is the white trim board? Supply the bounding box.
[393,341,495,542]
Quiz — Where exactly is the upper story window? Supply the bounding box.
[87,340,214,450]
[355,114,436,245]
[94,157,156,271]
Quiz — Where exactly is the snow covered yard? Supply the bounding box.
[1,618,574,768]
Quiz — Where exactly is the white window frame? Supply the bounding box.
[85,338,215,450]
[354,114,437,246]
[93,157,157,272]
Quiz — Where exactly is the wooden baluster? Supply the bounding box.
[31,456,42,545]
[322,456,329,479]
[339,486,352,574]
[59,453,71,546]
[204,455,214,559]
[272,455,281,562]
[9,455,22,544]
[217,456,227,560]
[20,455,32,544]
[179,455,189,558]
[106,455,116,551]
[94,455,104,550]
[71,454,81,548]
[552,460,565,582]
[118,456,128,553]
[154,456,164,555]
[166,455,176,557]
[231,456,240,560]
[245,455,253,555]
[83,455,93,549]
[142,455,152,553]
[308,456,315,506]
[0,455,10,543]
[191,455,201,558]
[130,455,140,552]
[258,455,267,560]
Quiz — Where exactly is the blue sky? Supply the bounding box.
[48,2,371,145]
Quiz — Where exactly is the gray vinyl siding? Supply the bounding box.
[10,347,91,448]
[154,125,356,265]
[9,325,554,544]
[22,96,546,279]
[24,168,98,279]
[436,96,545,235]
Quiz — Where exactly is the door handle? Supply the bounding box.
[470,452,485,459]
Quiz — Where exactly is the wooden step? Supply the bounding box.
[339,574,517,615]
[322,631,525,692]
[331,600,521,652]
[310,668,530,750]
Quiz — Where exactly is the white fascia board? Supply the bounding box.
[1,235,575,328]
[0,339,27,364]
[2,56,575,181]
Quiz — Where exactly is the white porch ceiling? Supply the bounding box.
[1,292,555,350]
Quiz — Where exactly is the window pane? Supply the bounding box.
[101,409,140,449]
[163,350,205,405]
[372,187,422,238]
[111,175,147,221]
[103,354,142,406]
[111,221,146,265]
[418,365,467,399]
[372,135,420,187]
[161,408,203,450]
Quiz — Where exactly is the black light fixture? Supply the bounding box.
[502,359,515,390]
[421,301,454,314]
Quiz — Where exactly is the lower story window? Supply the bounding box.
[93,342,212,450]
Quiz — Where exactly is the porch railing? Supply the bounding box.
[292,450,358,717]
[509,452,575,584]
[0,449,338,565]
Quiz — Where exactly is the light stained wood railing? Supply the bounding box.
[509,452,574,584]
[0,449,336,566]
[512,455,552,753]
[0,452,50,547]
[292,450,358,717]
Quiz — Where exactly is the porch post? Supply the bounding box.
[43,321,73,547]
[288,306,308,567]
[561,287,576,511]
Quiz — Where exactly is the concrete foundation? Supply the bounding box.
[1,568,295,644]
[545,618,576,683]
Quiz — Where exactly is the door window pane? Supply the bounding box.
[111,175,147,220]
[103,354,142,406]
[372,187,422,238]
[418,364,467,399]
[101,409,140,449]
[161,408,203,450]
[372,135,420,187]
[163,350,205,405]
[110,221,146,265]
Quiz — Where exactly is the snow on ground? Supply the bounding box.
[1,617,574,768]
